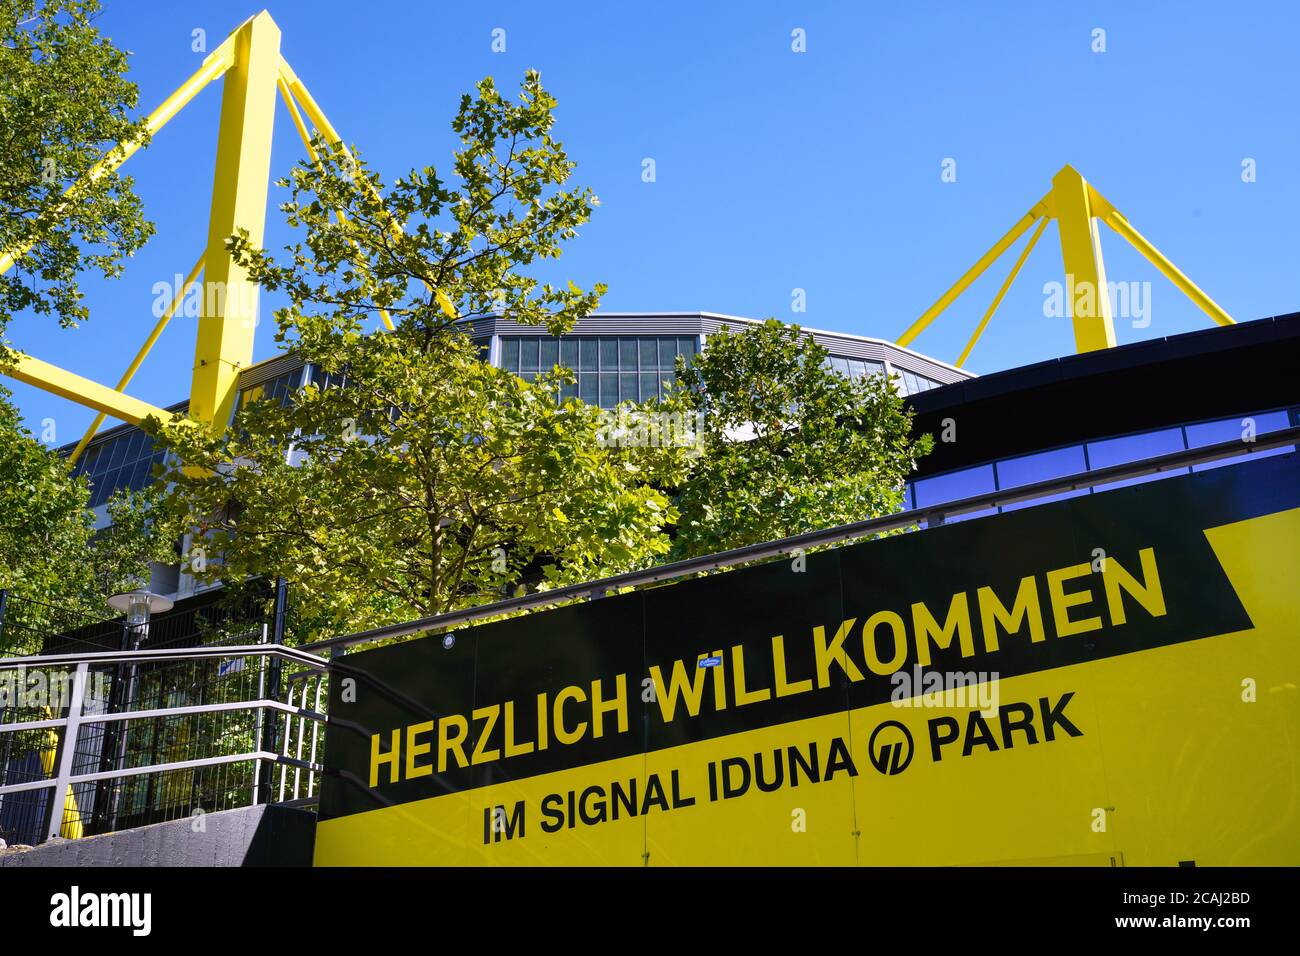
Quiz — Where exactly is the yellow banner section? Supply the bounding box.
[315,507,1300,866]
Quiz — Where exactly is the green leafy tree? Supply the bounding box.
[0,387,176,652]
[154,72,679,638]
[0,0,152,347]
[659,319,932,558]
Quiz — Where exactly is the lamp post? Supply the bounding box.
[107,591,173,649]
[102,590,173,831]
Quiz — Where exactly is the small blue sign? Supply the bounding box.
[698,655,722,669]
[218,658,245,677]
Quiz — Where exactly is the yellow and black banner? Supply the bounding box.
[314,454,1300,866]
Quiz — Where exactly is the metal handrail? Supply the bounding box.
[0,644,329,843]
[0,642,327,671]
[302,425,1300,655]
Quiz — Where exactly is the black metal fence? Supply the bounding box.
[0,585,327,848]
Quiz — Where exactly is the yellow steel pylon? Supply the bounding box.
[0,11,405,454]
[897,164,1235,367]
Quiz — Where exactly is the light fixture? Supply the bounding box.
[107,590,174,629]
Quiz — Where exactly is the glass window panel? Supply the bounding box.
[997,445,1087,489]
[97,446,117,475]
[1187,410,1293,472]
[598,374,618,407]
[864,360,885,377]
[639,373,660,402]
[1088,428,1188,491]
[599,338,618,370]
[619,338,638,370]
[619,372,637,403]
[125,430,146,459]
[638,337,659,370]
[579,338,598,371]
[539,338,559,370]
[97,467,122,506]
[678,337,697,360]
[519,338,540,372]
[105,437,129,471]
[831,357,850,377]
[97,437,117,471]
[913,464,996,509]
[1087,428,1185,467]
[559,381,578,403]
[560,338,578,370]
[579,375,598,406]
[500,337,519,371]
[660,338,679,369]
[128,457,152,492]
[1185,410,1290,447]
[996,445,1090,512]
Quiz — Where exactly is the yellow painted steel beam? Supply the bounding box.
[68,254,205,464]
[0,40,234,277]
[1100,207,1235,328]
[956,216,1049,368]
[1052,165,1116,352]
[276,78,395,331]
[896,195,1051,348]
[190,11,281,433]
[277,58,355,167]
[281,58,457,320]
[4,353,174,425]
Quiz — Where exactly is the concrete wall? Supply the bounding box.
[0,804,316,867]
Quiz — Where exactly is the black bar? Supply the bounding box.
[257,578,288,804]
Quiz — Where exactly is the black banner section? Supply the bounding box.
[1,865,1292,942]
[320,453,1298,820]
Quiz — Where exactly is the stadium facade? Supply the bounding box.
[59,308,1300,599]
[62,311,971,597]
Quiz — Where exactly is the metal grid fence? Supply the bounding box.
[0,644,327,847]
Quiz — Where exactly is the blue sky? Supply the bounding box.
[7,0,1298,438]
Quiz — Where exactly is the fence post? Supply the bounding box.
[44,662,87,842]
[257,577,287,804]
